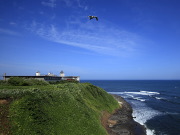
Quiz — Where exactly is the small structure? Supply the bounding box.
[47,72,55,76]
[60,70,65,77]
[3,71,80,82]
[36,71,40,76]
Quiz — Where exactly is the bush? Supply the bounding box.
[0,80,7,85]
[5,77,79,86]
[27,79,49,86]
[49,80,79,84]
[7,77,49,86]
[8,77,26,86]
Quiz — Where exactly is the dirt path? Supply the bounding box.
[0,99,12,135]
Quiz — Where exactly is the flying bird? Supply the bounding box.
[88,16,98,21]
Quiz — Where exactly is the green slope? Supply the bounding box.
[0,83,119,135]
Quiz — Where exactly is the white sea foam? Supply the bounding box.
[109,91,160,96]
[146,128,156,135]
[140,91,160,94]
[133,97,146,102]
[155,97,163,100]
[108,91,162,135]
[131,100,161,135]
[131,101,161,125]
[125,91,160,96]
[109,91,160,101]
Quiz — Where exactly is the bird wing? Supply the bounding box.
[88,16,93,19]
[88,16,98,21]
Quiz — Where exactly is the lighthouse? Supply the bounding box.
[60,70,65,77]
[36,71,41,76]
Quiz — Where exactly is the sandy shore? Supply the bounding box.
[105,95,147,135]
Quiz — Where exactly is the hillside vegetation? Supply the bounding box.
[0,79,119,135]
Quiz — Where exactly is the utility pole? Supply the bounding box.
[3,73,6,81]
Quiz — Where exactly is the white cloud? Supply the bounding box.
[0,28,21,36]
[9,22,17,25]
[41,0,56,8]
[28,20,141,57]
[61,0,72,7]
[76,0,88,10]
[41,0,85,9]
[61,0,88,10]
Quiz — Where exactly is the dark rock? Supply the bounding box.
[108,95,147,135]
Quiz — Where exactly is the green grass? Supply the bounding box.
[0,83,119,135]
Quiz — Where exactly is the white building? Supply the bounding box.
[3,71,80,82]
[60,70,65,77]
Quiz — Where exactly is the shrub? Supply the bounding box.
[5,77,80,86]
[0,80,7,85]
[8,77,26,86]
[27,79,49,86]
[7,77,49,86]
[49,80,79,84]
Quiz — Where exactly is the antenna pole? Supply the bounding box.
[4,73,6,81]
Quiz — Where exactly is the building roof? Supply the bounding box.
[3,75,79,78]
[3,75,62,78]
[60,71,64,73]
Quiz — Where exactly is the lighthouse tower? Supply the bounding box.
[60,70,65,77]
[36,71,40,76]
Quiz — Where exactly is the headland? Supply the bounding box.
[0,79,146,135]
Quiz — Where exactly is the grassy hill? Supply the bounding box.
[0,81,119,135]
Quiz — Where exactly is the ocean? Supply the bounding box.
[81,80,180,135]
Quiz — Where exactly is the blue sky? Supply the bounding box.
[0,0,180,80]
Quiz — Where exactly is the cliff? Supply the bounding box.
[0,82,146,135]
[0,83,119,135]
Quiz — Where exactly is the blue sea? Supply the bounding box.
[81,80,180,135]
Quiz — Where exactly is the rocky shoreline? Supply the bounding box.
[105,95,147,135]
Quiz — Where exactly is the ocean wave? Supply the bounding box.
[109,92,162,121]
[154,97,164,100]
[146,129,156,135]
[129,99,162,135]
[153,96,180,105]
[131,101,161,124]
[139,91,160,95]
[109,91,164,135]
[109,91,160,96]
[133,97,146,102]
[109,91,160,102]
